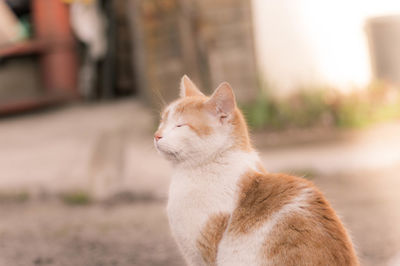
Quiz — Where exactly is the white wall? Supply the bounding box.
[252,0,400,96]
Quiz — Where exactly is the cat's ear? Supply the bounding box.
[180,75,204,98]
[205,82,236,123]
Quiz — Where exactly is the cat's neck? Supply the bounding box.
[172,148,261,179]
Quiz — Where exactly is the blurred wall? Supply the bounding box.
[252,0,400,96]
[0,56,41,102]
[128,0,258,107]
[366,15,400,86]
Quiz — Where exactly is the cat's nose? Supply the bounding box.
[154,133,162,141]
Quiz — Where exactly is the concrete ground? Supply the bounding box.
[0,99,400,266]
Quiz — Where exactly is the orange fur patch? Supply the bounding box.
[197,212,230,265]
[228,171,304,235]
[170,96,213,137]
[226,170,359,265]
[262,189,359,265]
[231,108,253,151]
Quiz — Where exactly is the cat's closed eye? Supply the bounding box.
[176,124,187,128]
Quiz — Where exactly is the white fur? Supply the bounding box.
[167,150,260,265]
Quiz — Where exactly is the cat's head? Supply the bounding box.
[154,75,252,165]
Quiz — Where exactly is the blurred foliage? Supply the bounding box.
[0,190,29,203]
[61,190,91,205]
[241,81,400,130]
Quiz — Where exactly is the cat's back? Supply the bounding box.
[210,171,359,266]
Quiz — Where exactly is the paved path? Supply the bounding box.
[259,122,400,175]
[1,165,399,266]
[1,99,399,200]
[0,100,171,200]
[0,201,185,266]
[0,100,400,265]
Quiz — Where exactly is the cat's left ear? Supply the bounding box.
[180,75,204,98]
[205,82,236,123]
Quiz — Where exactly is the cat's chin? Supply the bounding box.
[161,150,179,161]
[155,145,181,162]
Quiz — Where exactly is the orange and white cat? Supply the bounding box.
[154,75,359,266]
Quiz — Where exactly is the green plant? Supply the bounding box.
[242,81,400,131]
[241,91,272,129]
[334,93,369,128]
[0,191,29,203]
[61,190,91,205]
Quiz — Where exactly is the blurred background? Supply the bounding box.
[0,0,399,265]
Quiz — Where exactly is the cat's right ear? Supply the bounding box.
[204,82,236,123]
[180,75,204,98]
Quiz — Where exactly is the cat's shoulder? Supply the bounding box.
[236,169,319,198]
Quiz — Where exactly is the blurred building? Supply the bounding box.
[0,0,259,114]
[1,0,400,114]
[0,0,78,113]
[252,0,400,96]
[129,0,258,105]
[366,15,400,86]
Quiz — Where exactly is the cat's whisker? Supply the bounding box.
[150,85,167,110]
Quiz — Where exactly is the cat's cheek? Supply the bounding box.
[154,142,164,155]
[154,141,163,153]
[155,143,176,161]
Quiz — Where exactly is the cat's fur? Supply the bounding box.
[154,75,359,266]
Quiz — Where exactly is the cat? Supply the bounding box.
[154,75,359,266]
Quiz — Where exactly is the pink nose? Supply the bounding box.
[154,133,162,141]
